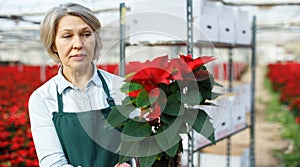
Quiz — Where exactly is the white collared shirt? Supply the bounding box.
[28,64,126,166]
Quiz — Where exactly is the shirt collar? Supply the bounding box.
[56,63,101,94]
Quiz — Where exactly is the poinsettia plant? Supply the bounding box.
[105,54,222,167]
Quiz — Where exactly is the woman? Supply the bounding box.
[28,3,131,167]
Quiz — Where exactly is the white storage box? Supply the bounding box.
[199,150,250,167]
[213,98,232,141]
[182,130,212,152]
[198,1,221,43]
[191,98,232,142]
[181,98,231,152]
[127,0,206,44]
[218,5,235,44]
[234,9,251,45]
[199,144,250,167]
[126,12,186,44]
[233,83,251,113]
[229,94,247,133]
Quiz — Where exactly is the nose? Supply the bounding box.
[72,36,83,50]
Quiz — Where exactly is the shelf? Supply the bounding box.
[193,125,249,153]
[125,40,251,49]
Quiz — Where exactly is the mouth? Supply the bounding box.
[70,54,85,60]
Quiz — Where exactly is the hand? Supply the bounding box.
[114,163,131,167]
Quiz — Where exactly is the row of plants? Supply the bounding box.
[267,62,300,123]
[213,62,248,80]
[265,62,300,166]
[0,65,57,167]
[0,64,114,166]
[1,59,244,166]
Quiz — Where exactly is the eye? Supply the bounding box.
[63,34,72,38]
[82,32,92,38]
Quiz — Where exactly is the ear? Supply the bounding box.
[52,44,57,52]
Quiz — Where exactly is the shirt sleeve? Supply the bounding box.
[28,91,71,167]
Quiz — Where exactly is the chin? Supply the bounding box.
[70,62,91,70]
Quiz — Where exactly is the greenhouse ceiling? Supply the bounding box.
[0,0,299,45]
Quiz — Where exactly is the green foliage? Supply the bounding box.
[265,77,300,166]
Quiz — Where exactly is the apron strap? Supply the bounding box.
[97,70,115,107]
[55,70,115,113]
[56,85,63,113]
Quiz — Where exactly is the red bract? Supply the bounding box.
[169,55,215,81]
[126,56,172,96]
[179,54,216,70]
[296,117,300,124]
[122,54,217,119]
[126,56,171,86]
[146,102,161,120]
[126,55,169,74]
[168,58,193,80]
[129,67,171,87]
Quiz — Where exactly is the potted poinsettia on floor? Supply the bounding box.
[105,54,222,167]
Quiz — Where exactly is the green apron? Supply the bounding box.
[52,70,120,167]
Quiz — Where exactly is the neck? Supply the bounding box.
[62,63,94,90]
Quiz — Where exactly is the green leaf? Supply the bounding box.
[119,155,134,164]
[200,90,211,101]
[198,76,214,91]
[136,89,150,108]
[181,109,215,143]
[122,96,136,106]
[200,102,219,106]
[163,94,185,116]
[159,113,176,126]
[158,83,170,95]
[182,89,203,105]
[137,138,162,167]
[214,81,223,87]
[210,92,223,100]
[121,82,142,93]
[165,141,180,157]
[192,109,215,143]
[178,123,188,133]
[169,81,180,94]
[138,154,158,167]
[118,141,140,163]
[104,105,134,128]
[155,125,181,155]
[121,119,152,142]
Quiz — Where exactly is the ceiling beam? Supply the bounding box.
[209,0,300,7]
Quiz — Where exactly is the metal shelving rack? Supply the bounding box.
[119,0,256,166]
[184,1,257,166]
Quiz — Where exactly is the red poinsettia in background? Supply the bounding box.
[267,62,300,124]
[0,64,120,166]
[0,65,57,167]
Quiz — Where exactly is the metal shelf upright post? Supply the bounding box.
[187,0,194,166]
[118,1,257,166]
[250,15,257,167]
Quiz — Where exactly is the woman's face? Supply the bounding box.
[53,15,96,71]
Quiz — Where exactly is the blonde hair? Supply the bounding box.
[40,3,102,63]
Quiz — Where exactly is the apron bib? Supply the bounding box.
[52,70,120,167]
